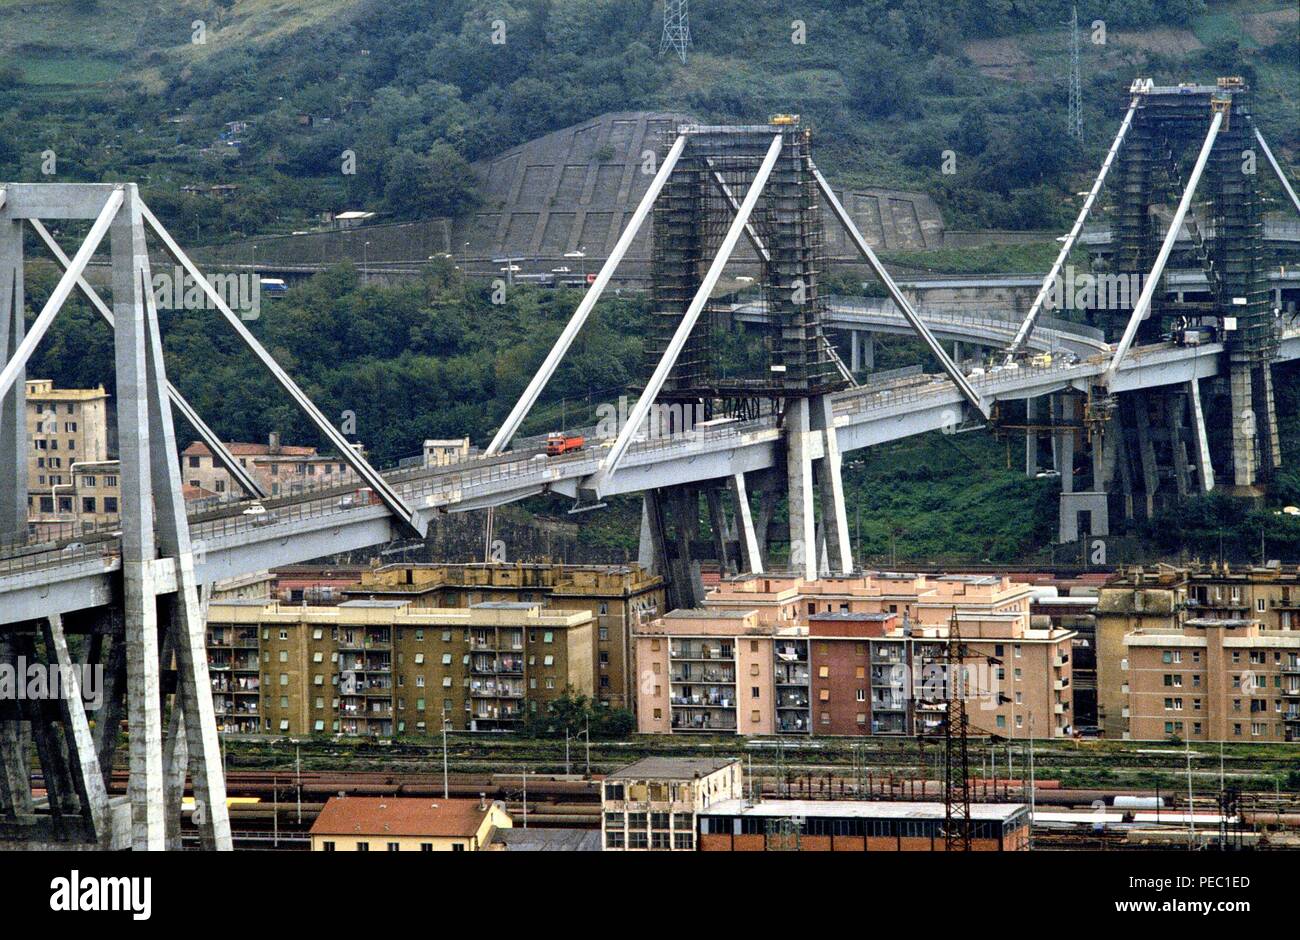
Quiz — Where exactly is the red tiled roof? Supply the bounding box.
[309,797,494,838]
[182,441,318,457]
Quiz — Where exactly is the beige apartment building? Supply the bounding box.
[205,597,592,736]
[634,572,1075,739]
[601,757,743,851]
[181,432,363,499]
[24,380,112,539]
[1097,563,1300,741]
[347,562,665,709]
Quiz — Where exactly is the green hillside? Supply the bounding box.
[2,0,1295,240]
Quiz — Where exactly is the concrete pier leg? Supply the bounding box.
[1056,396,1075,495]
[810,394,853,575]
[850,330,860,372]
[0,215,25,545]
[1115,424,1136,521]
[1169,391,1190,499]
[1260,365,1282,472]
[1133,395,1159,518]
[638,498,655,572]
[1025,397,1039,477]
[140,277,231,851]
[0,634,33,817]
[93,629,127,793]
[668,487,704,608]
[1229,363,1257,488]
[1188,378,1215,492]
[755,485,777,563]
[111,184,166,851]
[705,486,733,575]
[730,473,763,574]
[785,398,817,580]
[41,615,110,843]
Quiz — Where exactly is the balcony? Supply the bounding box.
[670,713,737,733]
[1054,679,1069,691]
[670,643,733,662]
[671,668,735,684]
[1054,702,1067,714]
[1053,655,1069,668]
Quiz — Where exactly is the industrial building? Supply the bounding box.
[696,800,1031,851]
[205,597,593,735]
[634,572,1076,738]
[347,562,665,709]
[1096,564,1300,741]
[601,757,743,851]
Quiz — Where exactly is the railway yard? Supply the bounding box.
[74,734,1300,850]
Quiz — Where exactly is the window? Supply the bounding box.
[751,709,761,722]
[751,686,760,699]
[322,841,335,851]
[387,842,400,852]
[818,666,829,678]
[356,842,370,851]
[420,843,433,852]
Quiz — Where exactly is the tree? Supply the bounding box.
[382,143,478,219]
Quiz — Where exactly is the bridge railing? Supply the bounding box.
[824,295,1105,343]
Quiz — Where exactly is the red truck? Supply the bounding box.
[546,433,585,456]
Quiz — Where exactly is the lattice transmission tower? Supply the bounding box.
[660,0,691,64]
[941,609,974,851]
[1067,5,1084,140]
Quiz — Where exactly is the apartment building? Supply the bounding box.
[205,597,592,736]
[347,562,664,709]
[696,800,1030,851]
[601,757,743,851]
[1097,563,1300,740]
[181,431,363,499]
[310,796,512,851]
[634,572,1076,739]
[24,380,112,539]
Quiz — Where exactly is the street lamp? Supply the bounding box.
[564,248,586,280]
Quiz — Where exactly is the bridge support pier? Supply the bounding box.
[1025,396,1041,477]
[849,331,873,372]
[0,214,24,544]
[1188,378,1215,492]
[729,473,763,574]
[786,398,818,580]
